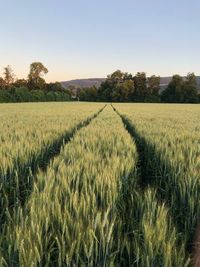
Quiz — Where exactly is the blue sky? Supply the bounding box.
[0,0,199,82]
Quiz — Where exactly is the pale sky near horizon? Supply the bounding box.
[0,0,199,82]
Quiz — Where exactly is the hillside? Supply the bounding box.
[62,76,200,90]
[62,78,105,89]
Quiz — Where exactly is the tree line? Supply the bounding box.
[0,65,199,103]
[78,70,200,103]
[0,63,71,103]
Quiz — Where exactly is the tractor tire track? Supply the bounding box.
[111,104,191,266]
[0,105,106,232]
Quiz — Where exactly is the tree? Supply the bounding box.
[87,86,98,101]
[109,70,125,82]
[28,62,48,90]
[112,79,134,102]
[28,62,48,80]
[0,77,6,90]
[10,87,32,102]
[98,70,134,102]
[161,75,183,102]
[145,75,161,102]
[78,86,98,101]
[66,85,78,99]
[14,79,28,88]
[46,82,64,92]
[4,65,15,86]
[181,73,198,103]
[148,75,160,95]
[133,72,147,101]
[28,76,46,90]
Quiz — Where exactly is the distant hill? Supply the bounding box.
[61,76,200,91]
[61,78,105,89]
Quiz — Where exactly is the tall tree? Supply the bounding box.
[99,70,133,101]
[112,79,134,102]
[145,75,161,102]
[181,73,198,103]
[98,70,123,101]
[148,75,160,95]
[28,62,48,90]
[133,72,147,101]
[161,75,183,102]
[28,62,48,79]
[4,65,15,86]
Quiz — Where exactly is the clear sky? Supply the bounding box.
[0,0,199,82]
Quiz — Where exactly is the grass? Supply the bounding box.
[0,102,103,230]
[114,103,200,265]
[0,105,137,266]
[0,102,199,266]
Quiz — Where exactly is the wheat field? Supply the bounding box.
[0,102,199,266]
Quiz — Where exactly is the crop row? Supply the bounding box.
[0,103,103,230]
[114,103,200,264]
[0,103,198,266]
[1,105,191,267]
[0,105,137,266]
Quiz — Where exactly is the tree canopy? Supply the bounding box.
[161,73,199,103]
[0,64,199,103]
[28,62,48,90]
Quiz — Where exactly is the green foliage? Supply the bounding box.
[3,65,15,86]
[46,82,64,92]
[87,70,162,102]
[161,73,199,103]
[28,62,48,80]
[147,75,160,96]
[0,64,199,103]
[14,79,28,88]
[28,76,46,91]
[28,62,48,90]
[181,73,199,103]
[0,63,71,103]
[79,86,98,101]
[98,70,134,102]
[112,79,134,102]
[0,87,71,103]
[133,72,147,101]
[0,77,6,90]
